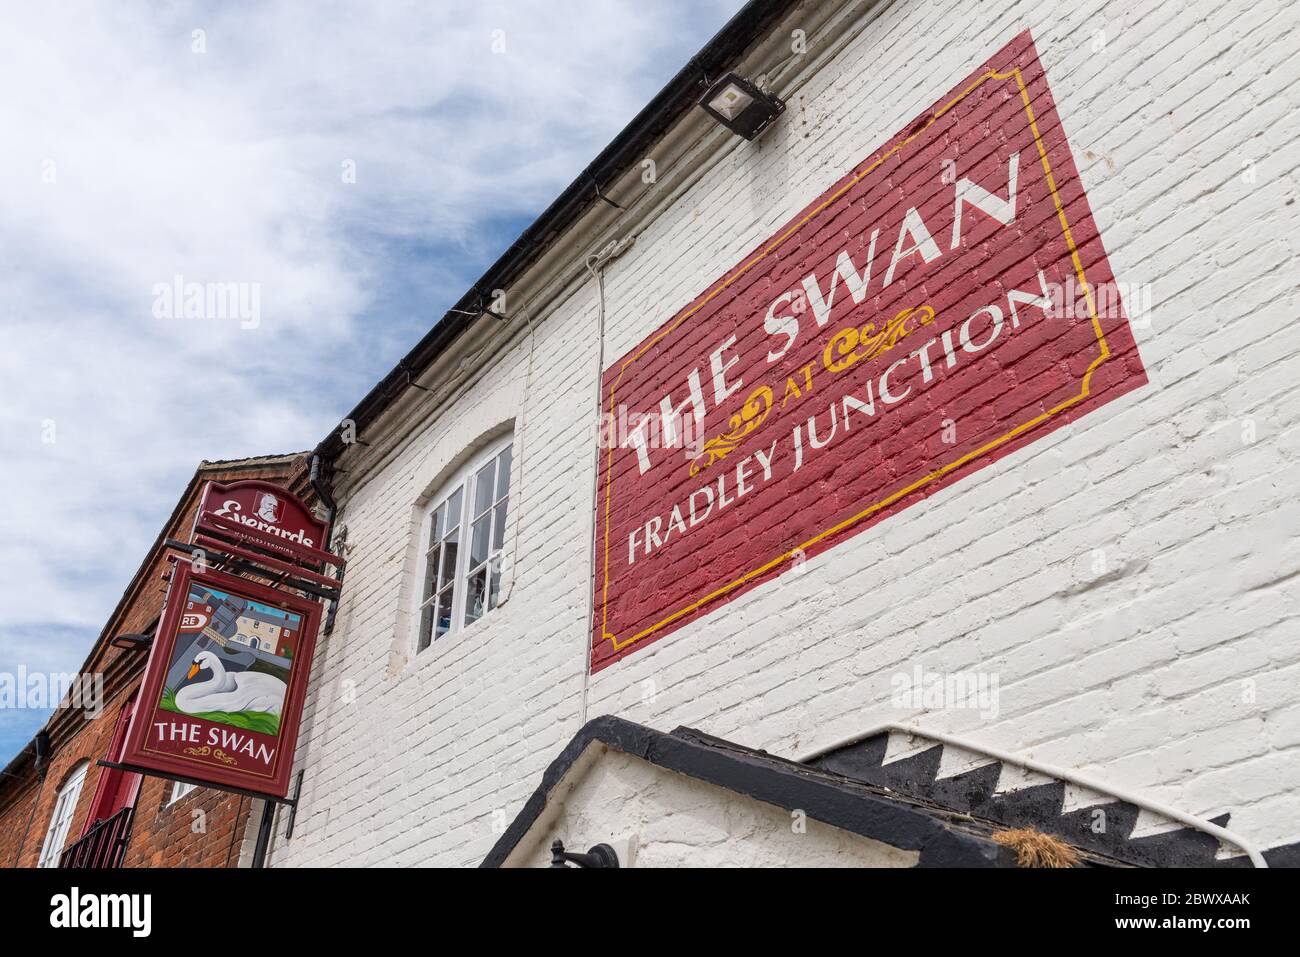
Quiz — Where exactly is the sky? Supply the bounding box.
[0,0,747,759]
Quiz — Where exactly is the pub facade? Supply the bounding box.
[8,0,1298,870]
[252,0,1300,867]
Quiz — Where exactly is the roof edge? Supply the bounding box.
[315,0,803,465]
[480,715,1013,867]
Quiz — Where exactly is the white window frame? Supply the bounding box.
[38,761,89,868]
[414,435,513,652]
[168,780,198,805]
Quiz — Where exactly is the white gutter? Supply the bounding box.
[796,723,1268,868]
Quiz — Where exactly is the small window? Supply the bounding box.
[38,761,89,868]
[416,438,513,651]
[169,780,198,805]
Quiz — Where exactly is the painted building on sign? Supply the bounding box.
[0,454,310,868]
[251,0,1300,868]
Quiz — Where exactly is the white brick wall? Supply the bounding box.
[268,0,1300,866]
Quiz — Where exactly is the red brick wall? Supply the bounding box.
[2,683,134,868]
[0,770,42,867]
[0,686,264,868]
[121,774,256,868]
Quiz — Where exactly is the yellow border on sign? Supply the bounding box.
[599,67,1110,654]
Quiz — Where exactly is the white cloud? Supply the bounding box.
[0,0,745,698]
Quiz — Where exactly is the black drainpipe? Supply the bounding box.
[33,730,51,777]
[12,732,51,866]
[251,454,341,869]
[309,453,343,635]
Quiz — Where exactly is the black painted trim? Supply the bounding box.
[480,716,1016,868]
[811,732,1300,868]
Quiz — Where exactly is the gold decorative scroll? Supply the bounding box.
[182,744,238,766]
[689,385,774,476]
[823,305,936,374]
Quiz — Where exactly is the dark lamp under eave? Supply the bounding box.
[110,632,153,651]
[698,72,785,141]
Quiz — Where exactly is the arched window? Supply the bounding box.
[416,435,513,651]
[37,760,89,868]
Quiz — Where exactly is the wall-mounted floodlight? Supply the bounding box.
[698,72,785,141]
[110,632,153,651]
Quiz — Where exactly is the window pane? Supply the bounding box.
[473,462,495,517]
[421,545,440,601]
[444,487,463,534]
[435,586,454,639]
[414,442,514,651]
[417,602,434,651]
[496,446,512,499]
[464,567,487,625]
[440,529,459,586]
[492,501,508,552]
[488,555,502,611]
[170,780,197,804]
[39,763,87,868]
[428,502,444,546]
[470,514,490,568]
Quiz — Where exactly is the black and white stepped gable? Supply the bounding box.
[807,730,1300,868]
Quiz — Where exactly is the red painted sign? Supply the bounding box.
[592,31,1146,671]
[120,564,321,798]
[195,479,329,565]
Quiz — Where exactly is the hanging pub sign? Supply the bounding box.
[118,480,339,799]
[119,563,322,798]
[591,30,1148,670]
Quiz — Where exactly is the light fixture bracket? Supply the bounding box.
[110,632,153,651]
[698,72,785,141]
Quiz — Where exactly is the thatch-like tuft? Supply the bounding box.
[992,827,1081,868]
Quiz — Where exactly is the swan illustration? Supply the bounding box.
[174,650,287,716]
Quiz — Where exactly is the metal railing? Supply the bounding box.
[59,806,134,869]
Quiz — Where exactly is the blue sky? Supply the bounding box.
[0,0,746,759]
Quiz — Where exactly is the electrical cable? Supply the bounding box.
[579,238,634,724]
